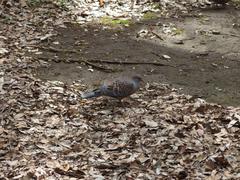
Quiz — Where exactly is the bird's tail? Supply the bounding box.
[81,88,102,99]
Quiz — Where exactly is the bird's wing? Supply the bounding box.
[103,78,135,97]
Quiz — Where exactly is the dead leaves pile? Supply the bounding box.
[0,0,240,179]
[1,74,240,179]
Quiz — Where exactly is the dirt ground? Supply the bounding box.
[1,1,240,179]
[36,7,240,106]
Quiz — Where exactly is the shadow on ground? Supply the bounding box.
[35,7,240,106]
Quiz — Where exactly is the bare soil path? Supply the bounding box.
[36,7,240,106]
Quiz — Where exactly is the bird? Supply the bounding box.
[81,75,142,101]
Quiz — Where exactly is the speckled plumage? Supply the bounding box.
[81,75,142,100]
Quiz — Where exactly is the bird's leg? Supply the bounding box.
[116,98,124,107]
[118,98,133,107]
[118,98,122,103]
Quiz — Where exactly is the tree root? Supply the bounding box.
[35,46,81,54]
[37,57,118,73]
[89,59,175,67]
[35,45,176,73]
[70,58,119,72]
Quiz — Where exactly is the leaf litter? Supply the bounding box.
[0,0,240,179]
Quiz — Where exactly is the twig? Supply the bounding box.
[89,59,175,67]
[79,58,117,72]
[34,46,175,67]
[222,33,240,38]
[151,52,163,58]
[37,57,117,73]
[151,31,164,40]
[33,46,82,54]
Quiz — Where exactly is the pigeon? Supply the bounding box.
[81,75,142,101]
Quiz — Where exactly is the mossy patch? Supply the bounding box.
[152,2,162,10]
[142,12,158,20]
[172,28,184,35]
[233,0,240,4]
[198,15,210,24]
[99,17,131,27]
[55,0,68,8]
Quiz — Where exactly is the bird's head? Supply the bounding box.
[132,75,143,83]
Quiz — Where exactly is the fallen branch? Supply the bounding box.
[151,31,164,40]
[89,59,175,67]
[37,57,118,73]
[222,33,240,38]
[79,58,118,73]
[33,46,82,54]
[34,46,175,67]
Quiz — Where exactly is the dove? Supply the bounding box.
[81,75,142,101]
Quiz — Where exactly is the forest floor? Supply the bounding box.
[0,0,240,179]
[37,6,240,106]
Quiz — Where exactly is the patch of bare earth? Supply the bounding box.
[37,7,240,106]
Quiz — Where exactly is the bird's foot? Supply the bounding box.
[116,99,134,107]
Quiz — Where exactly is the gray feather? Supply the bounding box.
[81,75,142,100]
